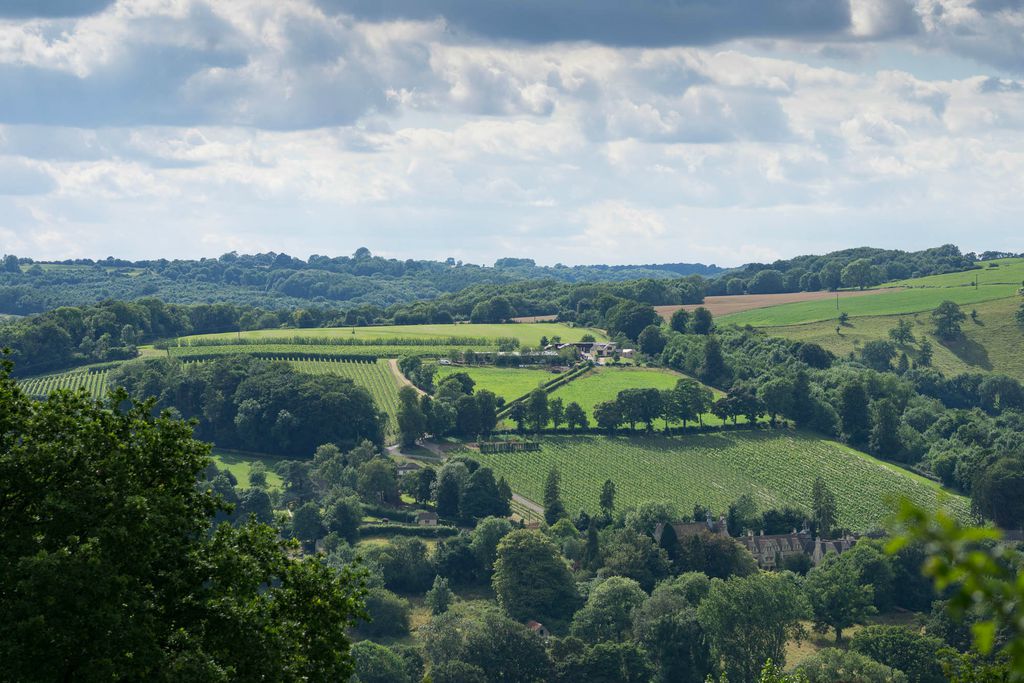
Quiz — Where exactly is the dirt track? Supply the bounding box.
[656,288,903,320]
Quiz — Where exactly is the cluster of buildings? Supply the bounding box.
[654,515,858,570]
[542,340,635,362]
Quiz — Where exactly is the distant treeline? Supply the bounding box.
[709,244,979,295]
[0,249,721,314]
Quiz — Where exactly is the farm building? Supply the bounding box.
[416,510,439,526]
[526,620,551,639]
[396,461,422,477]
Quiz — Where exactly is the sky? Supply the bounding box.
[1,0,1023,267]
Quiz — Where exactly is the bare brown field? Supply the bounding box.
[656,288,904,320]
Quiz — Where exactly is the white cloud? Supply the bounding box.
[0,0,1023,264]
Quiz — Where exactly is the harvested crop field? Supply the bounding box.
[656,289,903,320]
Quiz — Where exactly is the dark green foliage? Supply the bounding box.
[638,324,667,355]
[323,496,362,544]
[690,307,714,335]
[351,641,411,683]
[358,588,411,638]
[553,640,654,683]
[292,501,324,543]
[869,398,903,458]
[850,625,946,683]
[0,366,366,681]
[434,534,482,585]
[839,380,871,447]
[460,467,508,519]
[812,477,838,538]
[435,469,462,518]
[804,554,876,642]
[932,300,967,339]
[544,467,568,525]
[422,603,551,682]
[970,457,1024,528]
[633,579,714,683]
[362,537,435,593]
[425,575,454,615]
[397,384,426,446]
[492,530,580,628]
[699,336,729,385]
[861,340,897,372]
[669,308,690,333]
[697,573,810,683]
[570,576,647,643]
[565,400,588,431]
[112,355,383,456]
[673,532,757,579]
[606,301,661,341]
[600,528,671,592]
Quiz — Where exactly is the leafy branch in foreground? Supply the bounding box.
[888,500,1024,679]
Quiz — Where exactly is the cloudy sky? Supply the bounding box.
[1,0,1023,266]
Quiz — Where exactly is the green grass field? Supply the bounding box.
[287,358,402,439]
[722,283,1019,327]
[886,258,1024,288]
[545,366,746,427]
[167,344,494,360]
[474,432,970,531]
[177,322,606,348]
[436,365,561,402]
[17,368,110,400]
[771,296,1024,381]
[210,449,283,489]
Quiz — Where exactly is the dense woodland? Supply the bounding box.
[0,250,720,314]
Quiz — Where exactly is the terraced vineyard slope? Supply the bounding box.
[18,368,110,400]
[286,357,403,438]
[474,432,971,531]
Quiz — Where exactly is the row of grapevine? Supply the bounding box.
[168,344,498,360]
[287,358,403,440]
[474,432,971,532]
[18,369,109,400]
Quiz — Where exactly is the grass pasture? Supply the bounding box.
[545,366,746,426]
[167,344,488,360]
[771,295,1024,381]
[176,322,606,349]
[474,432,970,531]
[436,365,561,402]
[210,449,284,489]
[885,257,1024,289]
[721,283,1018,327]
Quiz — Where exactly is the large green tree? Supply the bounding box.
[422,603,550,682]
[932,300,967,339]
[570,576,647,643]
[697,573,810,683]
[492,530,580,628]
[803,554,876,642]
[0,365,366,682]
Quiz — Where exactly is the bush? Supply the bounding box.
[358,588,411,638]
